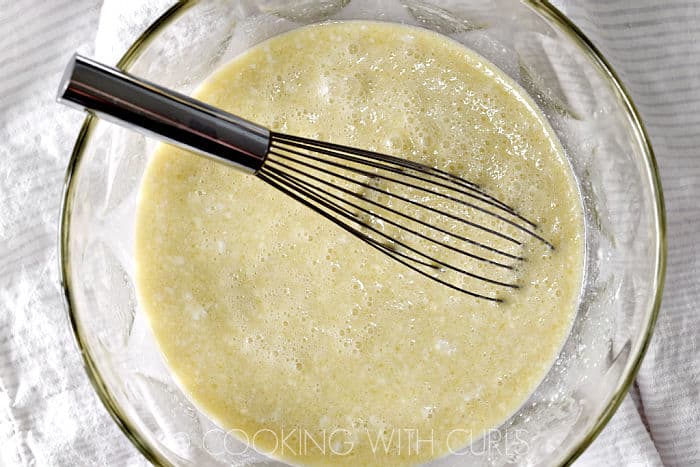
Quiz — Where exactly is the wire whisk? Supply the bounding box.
[58,54,552,302]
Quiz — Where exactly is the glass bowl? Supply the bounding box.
[59,1,665,465]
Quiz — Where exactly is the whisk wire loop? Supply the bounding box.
[260,133,553,302]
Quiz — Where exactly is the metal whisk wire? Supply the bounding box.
[259,133,551,302]
[58,54,553,303]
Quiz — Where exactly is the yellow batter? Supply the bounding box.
[135,21,583,466]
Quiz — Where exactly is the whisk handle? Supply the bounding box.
[57,54,270,174]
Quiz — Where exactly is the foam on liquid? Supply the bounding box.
[135,21,584,466]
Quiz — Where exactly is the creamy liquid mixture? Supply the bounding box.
[135,21,583,466]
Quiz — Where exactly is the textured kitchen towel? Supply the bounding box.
[0,2,163,465]
[0,0,698,466]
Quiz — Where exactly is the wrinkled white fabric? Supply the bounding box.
[0,0,697,466]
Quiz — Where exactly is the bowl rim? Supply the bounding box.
[58,1,667,466]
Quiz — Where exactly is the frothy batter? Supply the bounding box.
[135,21,583,466]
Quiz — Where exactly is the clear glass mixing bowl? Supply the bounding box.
[59,1,666,465]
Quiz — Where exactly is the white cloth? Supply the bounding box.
[0,1,697,466]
